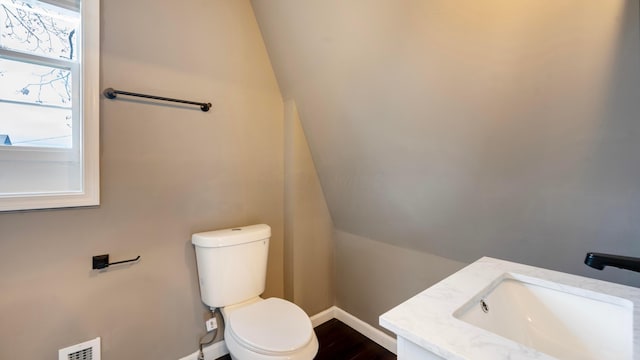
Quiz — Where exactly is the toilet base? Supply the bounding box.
[224,327,318,360]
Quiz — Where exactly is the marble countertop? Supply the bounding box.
[379,257,640,360]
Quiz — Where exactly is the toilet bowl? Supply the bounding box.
[222,297,318,360]
[192,224,319,360]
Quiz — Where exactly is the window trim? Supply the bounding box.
[0,0,99,211]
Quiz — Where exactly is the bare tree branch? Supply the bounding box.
[1,0,76,104]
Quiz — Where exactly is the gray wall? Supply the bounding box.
[335,230,466,334]
[252,0,640,329]
[0,1,287,358]
[1,1,638,357]
[284,100,335,315]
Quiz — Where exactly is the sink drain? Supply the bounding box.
[480,299,489,313]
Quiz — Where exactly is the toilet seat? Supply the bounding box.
[225,298,314,355]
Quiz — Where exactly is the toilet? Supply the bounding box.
[192,224,318,360]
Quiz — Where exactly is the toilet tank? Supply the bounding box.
[192,224,271,308]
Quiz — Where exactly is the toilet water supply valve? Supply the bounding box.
[206,317,218,332]
[199,308,223,360]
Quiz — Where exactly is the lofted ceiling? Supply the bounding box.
[251,0,640,283]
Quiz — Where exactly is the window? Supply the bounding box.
[0,0,99,211]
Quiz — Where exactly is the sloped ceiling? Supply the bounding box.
[251,0,640,283]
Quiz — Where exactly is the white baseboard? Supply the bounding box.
[178,306,397,359]
[333,307,397,354]
[309,306,337,327]
[309,306,397,355]
[178,341,228,360]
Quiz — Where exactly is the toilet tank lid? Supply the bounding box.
[192,224,271,248]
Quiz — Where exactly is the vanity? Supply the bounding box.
[379,257,640,360]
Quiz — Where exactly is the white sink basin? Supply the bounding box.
[454,274,633,360]
[380,257,640,360]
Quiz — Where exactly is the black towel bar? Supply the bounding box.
[103,88,211,112]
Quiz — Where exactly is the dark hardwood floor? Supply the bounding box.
[314,319,396,360]
[216,318,396,360]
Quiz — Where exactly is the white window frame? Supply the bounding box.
[0,0,99,211]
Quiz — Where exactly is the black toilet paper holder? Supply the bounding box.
[92,254,141,270]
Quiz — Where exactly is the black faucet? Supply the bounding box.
[584,252,640,273]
